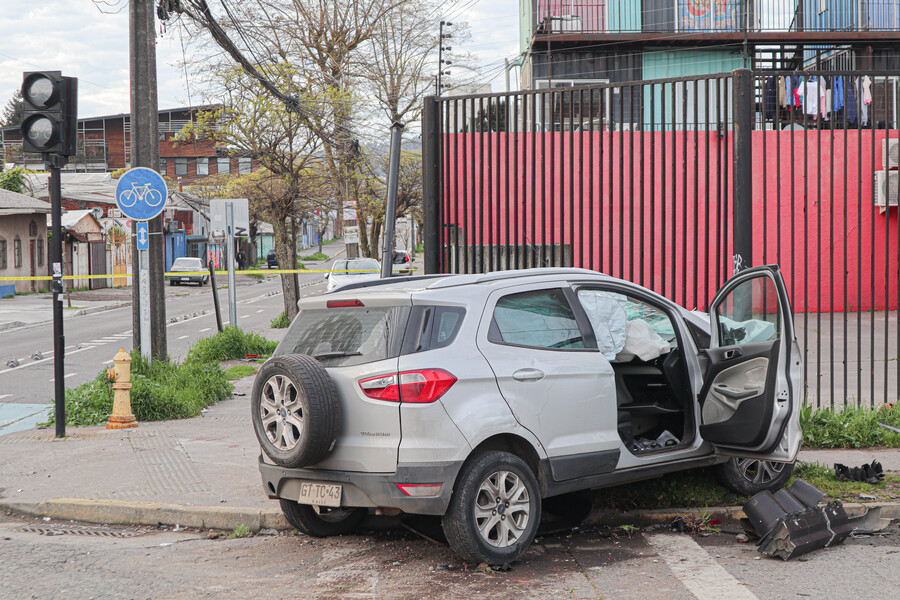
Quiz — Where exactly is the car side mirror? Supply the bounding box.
[324,273,330,279]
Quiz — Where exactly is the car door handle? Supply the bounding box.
[513,368,545,382]
[722,348,743,360]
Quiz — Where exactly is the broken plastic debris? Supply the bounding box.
[743,479,852,561]
[834,461,884,484]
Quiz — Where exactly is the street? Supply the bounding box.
[1,509,898,600]
[0,263,333,433]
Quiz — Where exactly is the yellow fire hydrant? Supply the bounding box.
[105,348,137,429]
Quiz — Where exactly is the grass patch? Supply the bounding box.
[187,326,277,363]
[244,266,266,280]
[592,460,898,510]
[43,350,233,427]
[228,524,252,539]
[224,365,258,380]
[270,311,290,329]
[801,404,900,448]
[791,461,900,503]
[300,252,329,261]
[591,467,748,510]
[415,242,424,254]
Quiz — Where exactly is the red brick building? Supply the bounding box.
[1,105,255,185]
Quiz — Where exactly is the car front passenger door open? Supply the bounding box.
[698,266,801,462]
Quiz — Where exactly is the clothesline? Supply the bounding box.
[764,75,875,125]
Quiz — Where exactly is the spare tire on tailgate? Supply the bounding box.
[251,354,341,468]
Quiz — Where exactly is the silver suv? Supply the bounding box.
[252,267,801,564]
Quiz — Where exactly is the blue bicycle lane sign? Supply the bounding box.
[115,167,168,221]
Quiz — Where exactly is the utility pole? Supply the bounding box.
[437,21,453,96]
[380,122,404,279]
[129,0,167,359]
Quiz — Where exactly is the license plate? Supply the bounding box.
[298,482,342,507]
[180,277,191,281]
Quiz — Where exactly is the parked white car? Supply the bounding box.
[324,258,381,291]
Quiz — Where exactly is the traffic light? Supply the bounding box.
[20,71,77,156]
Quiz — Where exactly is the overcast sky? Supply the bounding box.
[0,0,521,119]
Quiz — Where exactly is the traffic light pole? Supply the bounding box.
[48,153,66,438]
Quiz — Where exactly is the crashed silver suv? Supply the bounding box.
[252,267,801,564]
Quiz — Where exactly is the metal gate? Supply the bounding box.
[422,69,900,408]
[89,240,107,290]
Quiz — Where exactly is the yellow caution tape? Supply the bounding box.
[0,268,395,282]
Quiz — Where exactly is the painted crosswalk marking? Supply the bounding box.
[644,533,757,600]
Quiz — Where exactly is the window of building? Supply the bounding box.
[0,238,6,270]
[14,237,22,268]
[217,158,231,174]
[196,158,209,176]
[37,237,44,267]
[175,158,188,176]
[238,157,252,174]
[160,158,167,175]
[29,220,37,237]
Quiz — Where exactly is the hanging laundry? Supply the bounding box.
[765,77,777,119]
[846,78,859,124]
[803,77,819,116]
[834,76,845,113]
[778,76,787,107]
[792,75,802,108]
[862,75,873,106]
[819,78,829,120]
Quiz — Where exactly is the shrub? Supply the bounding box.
[300,252,328,261]
[800,404,900,448]
[186,326,277,363]
[270,311,290,329]
[44,350,233,427]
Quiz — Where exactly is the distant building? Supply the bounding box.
[0,189,50,294]
[0,105,258,185]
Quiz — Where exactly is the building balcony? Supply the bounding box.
[532,0,900,44]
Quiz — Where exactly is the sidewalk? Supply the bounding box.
[1,366,898,532]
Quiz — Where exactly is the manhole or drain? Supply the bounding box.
[21,525,149,538]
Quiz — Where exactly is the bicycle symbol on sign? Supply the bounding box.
[119,182,164,208]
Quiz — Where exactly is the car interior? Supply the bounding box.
[577,290,696,456]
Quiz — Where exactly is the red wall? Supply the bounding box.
[443,129,898,312]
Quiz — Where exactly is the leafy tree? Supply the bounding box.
[0,90,24,128]
[0,167,28,193]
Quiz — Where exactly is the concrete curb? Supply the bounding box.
[1,499,289,532]
[4,498,897,534]
[585,501,900,529]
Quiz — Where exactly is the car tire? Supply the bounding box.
[279,499,366,537]
[442,451,541,565]
[714,458,795,496]
[251,354,342,468]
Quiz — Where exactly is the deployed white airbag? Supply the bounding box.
[616,320,671,362]
[577,290,627,361]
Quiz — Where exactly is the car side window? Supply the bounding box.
[713,275,781,347]
[489,288,587,350]
[577,289,676,362]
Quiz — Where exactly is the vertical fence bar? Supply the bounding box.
[422,96,441,274]
[589,87,595,271]
[649,84,656,291]
[733,69,754,275]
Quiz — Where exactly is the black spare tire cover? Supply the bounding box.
[251,354,341,468]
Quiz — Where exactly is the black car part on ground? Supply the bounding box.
[834,461,884,484]
[742,479,853,560]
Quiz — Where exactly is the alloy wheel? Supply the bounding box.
[259,374,304,450]
[736,458,785,485]
[474,470,531,548]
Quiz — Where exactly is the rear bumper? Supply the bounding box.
[258,456,463,516]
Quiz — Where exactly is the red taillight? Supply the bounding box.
[326,299,365,308]
[358,369,456,403]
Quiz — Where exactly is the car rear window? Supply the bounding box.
[172,258,202,269]
[275,305,410,367]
